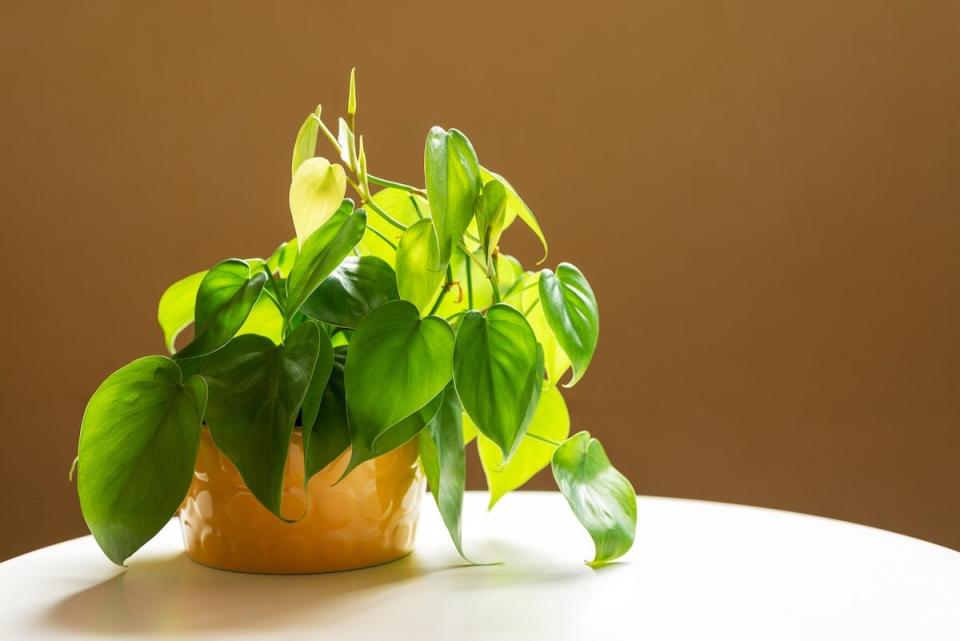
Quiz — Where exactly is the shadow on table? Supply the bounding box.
[40,539,602,636]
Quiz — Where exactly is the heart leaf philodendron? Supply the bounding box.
[75,71,635,567]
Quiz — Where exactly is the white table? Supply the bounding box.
[1,492,958,640]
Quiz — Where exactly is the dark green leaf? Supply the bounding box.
[300,256,398,328]
[552,431,637,566]
[286,202,367,320]
[304,347,352,480]
[200,322,321,518]
[419,383,468,559]
[157,270,207,354]
[453,304,542,461]
[424,127,482,265]
[396,218,444,314]
[538,263,599,386]
[299,324,335,463]
[78,356,207,565]
[344,300,454,452]
[176,259,266,359]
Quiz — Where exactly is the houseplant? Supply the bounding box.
[75,71,637,572]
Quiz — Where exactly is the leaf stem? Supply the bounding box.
[410,195,425,220]
[465,250,475,309]
[524,297,540,317]
[369,174,428,198]
[525,432,561,447]
[428,265,456,316]
[313,115,342,156]
[365,224,398,250]
[364,198,409,232]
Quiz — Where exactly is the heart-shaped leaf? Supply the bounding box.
[424,127,482,266]
[478,382,569,508]
[419,383,468,559]
[396,218,444,314]
[552,431,637,566]
[480,167,547,264]
[301,256,398,328]
[199,322,321,518]
[289,156,348,246]
[157,270,207,354]
[345,300,454,452]
[78,356,207,565]
[286,203,367,320]
[176,259,266,359]
[453,304,543,461]
[291,109,320,176]
[538,263,599,386]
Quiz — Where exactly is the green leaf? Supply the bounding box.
[176,259,266,359]
[474,178,508,264]
[300,256,398,328]
[396,218,444,314]
[299,323,335,438]
[453,304,543,461]
[345,300,454,452]
[419,383,468,559]
[357,188,427,265]
[78,356,207,565]
[505,272,571,385]
[285,203,367,320]
[303,347,351,480]
[478,383,569,508]
[481,167,548,264]
[266,238,298,278]
[538,263,600,386]
[289,156,348,246]
[291,109,320,176]
[424,127,482,265]
[157,270,207,354]
[200,322,321,518]
[552,431,637,566]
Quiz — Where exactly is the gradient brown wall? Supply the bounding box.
[1,1,957,560]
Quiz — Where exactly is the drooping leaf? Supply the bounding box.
[344,300,454,453]
[474,178,508,264]
[289,156,348,246]
[303,347,351,480]
[505,271,571,385]
[285,203,367,320]
[266,238,298,278]
[300,256,398,328]
[478,382,569,508]
[453,304,543,461]
[200,322,320,518]
[299,323,335,453]
[419,383,468,558]
[291,109,320,176]
[424,127,482,266]
[357,188,428,265]
[480,167,548,264]
[78,356,207,565]
[176,259,266,359]
[396,218,444,314]
[538,263,599,386]
[157,270,207,354]
[552,431,637,566]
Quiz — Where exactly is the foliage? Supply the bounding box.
[76,71,635,567]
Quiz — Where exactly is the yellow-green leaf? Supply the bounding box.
[289,157,347,246]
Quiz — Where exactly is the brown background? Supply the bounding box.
[1,1,958,561]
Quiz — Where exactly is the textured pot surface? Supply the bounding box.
[179,429,425,574]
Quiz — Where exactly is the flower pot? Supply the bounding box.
[179,428,425,574]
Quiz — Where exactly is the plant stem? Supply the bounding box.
[525,432,561,447]
[364,198,408,232]
[313,115,342,156]
[368,174,428,197]
[524,297,540,316]
[465,250,475,309]
[365,224,398,250]
[428,264,456,316]
[410,195,424,220]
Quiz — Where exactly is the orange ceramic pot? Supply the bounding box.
[179,428,425,574]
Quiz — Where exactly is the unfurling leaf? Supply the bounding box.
[552,432,637,566]
[78,356,207,565]
[301,256,398,328]
[200,322,321,519]
[480,167,548,264]
[424,127,482,265]
[289,156,348,246]
[538,263,599,386]
[453,304,543,462]
[396,218,444,314]
[344,300,454,454]
[474,178,508,264]
[478,382,569,508]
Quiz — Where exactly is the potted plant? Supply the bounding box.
[75,71,637,573]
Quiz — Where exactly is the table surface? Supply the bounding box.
[1,492,958,640]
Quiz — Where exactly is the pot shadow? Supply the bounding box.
[39,539,600,636]
[40,551,432,636]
